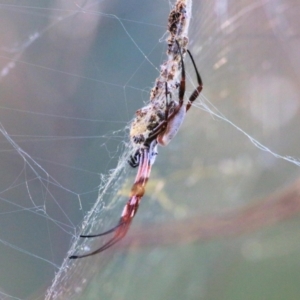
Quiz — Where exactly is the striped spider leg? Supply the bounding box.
[69,141,158,259]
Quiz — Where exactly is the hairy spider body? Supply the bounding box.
[70,41,202,259]
[130,0,192,147]
[69,0,202,259]
[131,40,202,150]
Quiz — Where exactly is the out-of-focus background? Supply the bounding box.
[0,0,300,299]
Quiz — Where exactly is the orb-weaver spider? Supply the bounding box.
[69,40,202,259]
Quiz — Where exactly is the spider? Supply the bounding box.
[69,40,202,259]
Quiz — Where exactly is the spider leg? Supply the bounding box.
[69,234,124,259]
[69,213,134,259]
[79,222,126,238]
[146,82,170,143]
[146,42,189,145]
[159,39,185,124]
[175,39,186,107]
[155,40,187,146]
[186,49,203,111]
[69,141,158,259]
[164,81,170,120]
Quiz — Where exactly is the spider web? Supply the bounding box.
[0,0,300,299]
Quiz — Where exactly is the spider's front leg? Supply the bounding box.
[69,195,142,259]
[69,141,158,259]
